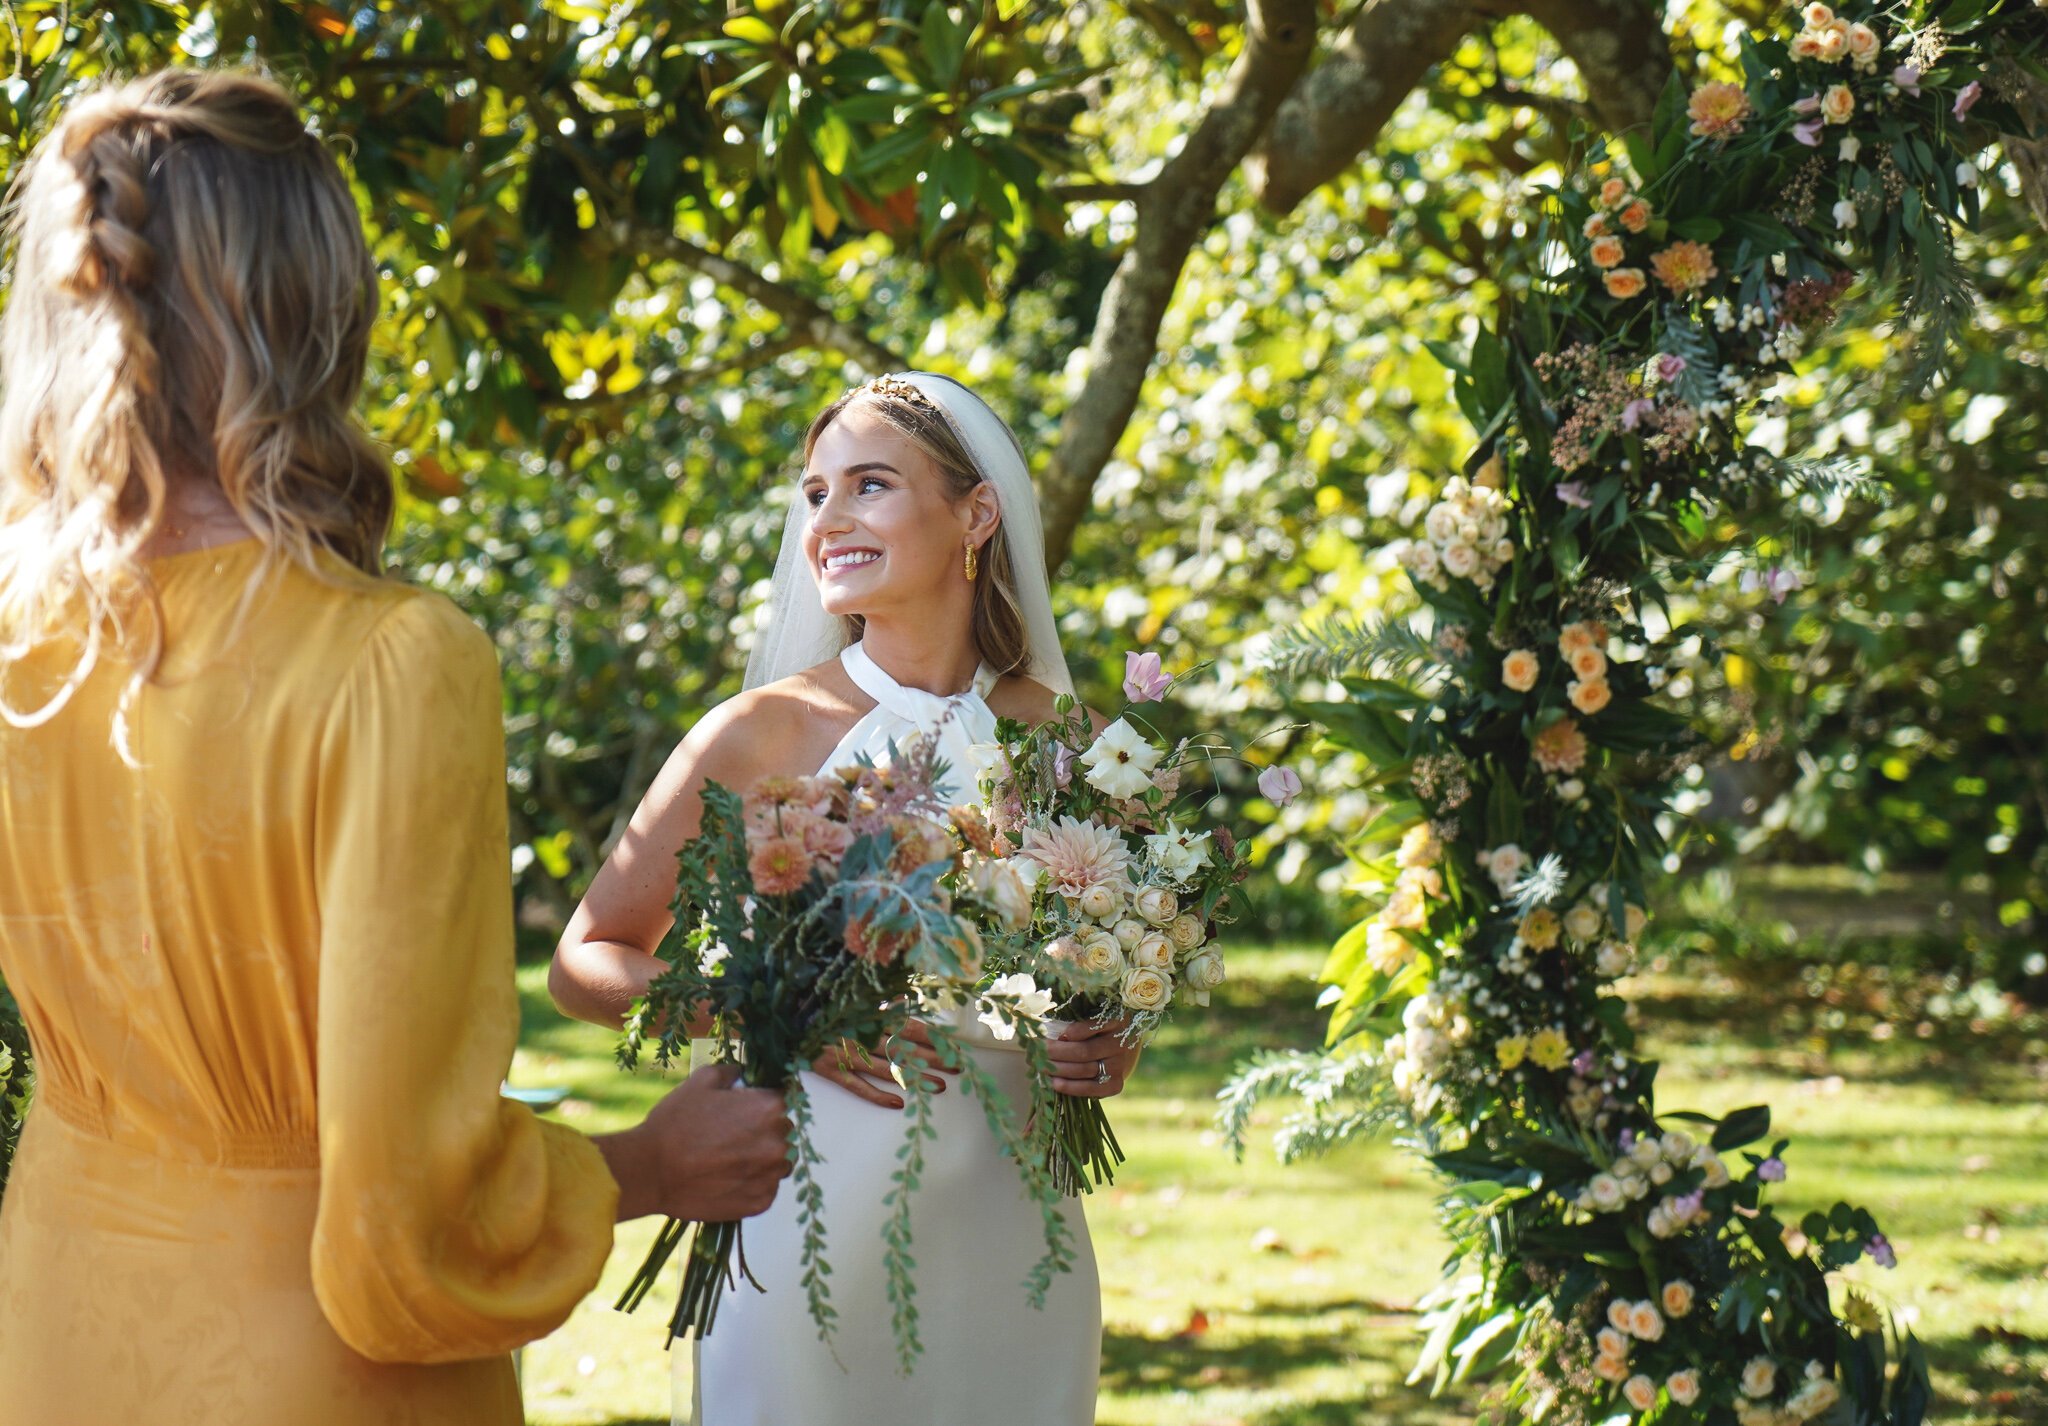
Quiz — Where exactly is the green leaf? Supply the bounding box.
[1711,1104,1772,1152]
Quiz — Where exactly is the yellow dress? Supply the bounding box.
[0,540,619,1424]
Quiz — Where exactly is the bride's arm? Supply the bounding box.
[549,694,777,1029]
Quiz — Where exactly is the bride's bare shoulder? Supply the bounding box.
[679,659,864,782]
[988,673,1108,734]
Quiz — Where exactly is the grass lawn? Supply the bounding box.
[510,948,2048,1425]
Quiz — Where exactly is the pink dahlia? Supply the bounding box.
[1018,815,1132,897]
[748,836,811,896]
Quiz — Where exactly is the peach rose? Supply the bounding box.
[1593,1354,1630,1383]
[1791,32,1825,61]
[1624,1375,1658,1411]
[1569,676,1614,715]
[1821,82,1855,124]
[1559,620,1607,655]
[1618,199,1652,233]
[1596,1326,1629,1359]
[1604,267,1647,300]
[1847,22,1880,67]
[1502,649,1540,692]
[1599,177,1630,209]
[1817,19,1850,61]
[1584,212,1611,238]
[1590,235,1627,269]
[1668,1369,1701,1405]
[1628,1301,1666,1341]
[1570,645,1609,679]
[1662,1278,1697,1317]
[1802,2,1834,26]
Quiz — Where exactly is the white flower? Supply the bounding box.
[1442,542,1480,579]
[1183,949,1225,1004]
[1143,821,1212,881]
[1595,940,1635,978]
[1590,1173,1625,1210]
[979,973,1054,1040]
[1557,778,1585,803]
[1958,160,1980,187]
[1839,134,1861,162]
[1649,1161,1674,1186]
[1167,912,1206,951]
[1120,966,1173,1012]
[1077,883,1121,920]
[1079,718,1165,799]
[962,740,1008,790]
[1564,903,1602,941]
[967,856,1036,932]
[1627,1301,1665,1341]
[1661,1130,1696,1160]
[1832,198,1858,229]
[1479,843,1528,894]
[1111,917,1147,950]
[1629,1136,1662,1168]
[1077,932,1126,978]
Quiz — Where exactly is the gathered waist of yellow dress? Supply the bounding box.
[36,1075,319,1172]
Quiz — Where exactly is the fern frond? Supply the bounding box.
[1772,454,1891,506]
[1899,223,1976,395]
[1264,613,1435,685]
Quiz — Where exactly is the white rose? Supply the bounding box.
[1623,1173,1651,1201]
[1649,1161,1673,1186]
[1409,542,1441,579]
[1629,1137,1662,1168]
[1424,503,1458,542]
[1135,886,1179,926]
[1661,1130,1696,1160]
[1590,1173,1625,1210]
[1628,1301,1665,1341]
[1132,933,1174,971]
[1623,904,1648,938]
[1112,917,1147,950]
[1167,913,1205,951]
[1119,966,1173,1012]
[971,857,1036,932]
[1441,542,1480,579]
[1077,883,1120,920]
[1557,778,1585,803]
[1595,941,1635,978]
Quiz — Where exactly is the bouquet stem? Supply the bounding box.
[1049,1094,1125,1196]
[615,1216,759,1346]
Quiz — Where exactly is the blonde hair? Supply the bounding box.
[803,384,1032,677]
[0,67,389,739]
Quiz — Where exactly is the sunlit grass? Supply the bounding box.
[512,948,2048,1425]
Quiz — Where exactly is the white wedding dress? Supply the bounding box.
[681,642,1101,1425]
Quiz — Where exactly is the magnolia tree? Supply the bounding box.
[1228,1,2047,1422]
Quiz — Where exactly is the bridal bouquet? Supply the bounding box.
[616,740,1071,1367]
[949,652,1250,1195]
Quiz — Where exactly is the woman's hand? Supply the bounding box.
[1045,1018,1141,1098]
[812,1020,959,1110]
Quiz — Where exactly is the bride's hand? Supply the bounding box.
[812,1020,959,1110]
[1046,1018,1141,1098]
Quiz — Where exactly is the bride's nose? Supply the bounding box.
[808,486,855,536]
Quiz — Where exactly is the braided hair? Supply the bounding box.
[0,68,389,744]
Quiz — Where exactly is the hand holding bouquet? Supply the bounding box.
[616,740,1071,1367]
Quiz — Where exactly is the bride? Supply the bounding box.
[550,371,1132,1424]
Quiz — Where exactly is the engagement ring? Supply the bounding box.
[1094,1059,1108,1085]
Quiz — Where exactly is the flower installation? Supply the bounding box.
[1229,2,2046,1422]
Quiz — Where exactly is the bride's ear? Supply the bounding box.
[963,482,1002,544]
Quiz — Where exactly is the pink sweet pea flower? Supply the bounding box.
[1621,398,1657,431]
[1741,566,1803,603]
[1122,649,1173,703]
[1893,65,1922,97]
[1655,353,1687,382]
[1868,1233,1897,1269]
[1258,765,1303,807]
[1794,94,1823,114]
[1053,743,1077,788]
[1556,481,1593,509]
[1793,118,1825,147]
[1758,1156,1787,1182]
[1954,79,1983,121]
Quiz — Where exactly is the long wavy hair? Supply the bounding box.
[0,67,389,746]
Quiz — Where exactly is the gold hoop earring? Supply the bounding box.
[964,540,979,582]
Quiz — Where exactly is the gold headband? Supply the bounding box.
[854,374,937,410]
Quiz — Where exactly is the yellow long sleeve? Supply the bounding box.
[307,592,618,1364]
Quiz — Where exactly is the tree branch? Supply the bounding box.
[547,336,802,413]
[1036,0,1320,569]
[632,226,906,375]
[1248,0,1674,216]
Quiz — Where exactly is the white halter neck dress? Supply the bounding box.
[684,643,1101,1425]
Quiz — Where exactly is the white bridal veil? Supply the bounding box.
[741,371,1073,697]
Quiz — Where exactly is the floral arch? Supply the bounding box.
[1228,1,2048,1422]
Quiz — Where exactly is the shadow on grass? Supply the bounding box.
[1925,1328,2048,1423]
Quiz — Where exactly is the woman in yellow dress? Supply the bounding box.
[0,69,793,1423]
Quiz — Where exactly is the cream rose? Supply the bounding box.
[1668,1369,1701,1405]
[1120,966,1173,1012]
[1112,917,1147,950]
[1741,1358,1777,1399]
[1132,933,1175,971]
[1078,933,1126,978]
[1662,1278,1696,1317]
[1624,903,1648,938]
[1502,649,1540,692]
[1168,912,1206,951]
[1590,1173,1625,1211]
[1184,948,1226,995]
[1135,886,1179,926]
[1606,1298,1635,1334]
[1570,645,1608,680]
[1846,21,1879,65]
[1077,883,1121,921]
[1816,20,1849,61]
[1821,82,1856,124]
[1442,542,1480,579]
[1564,903,1602,941]
[1593,1354,1629,1384]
